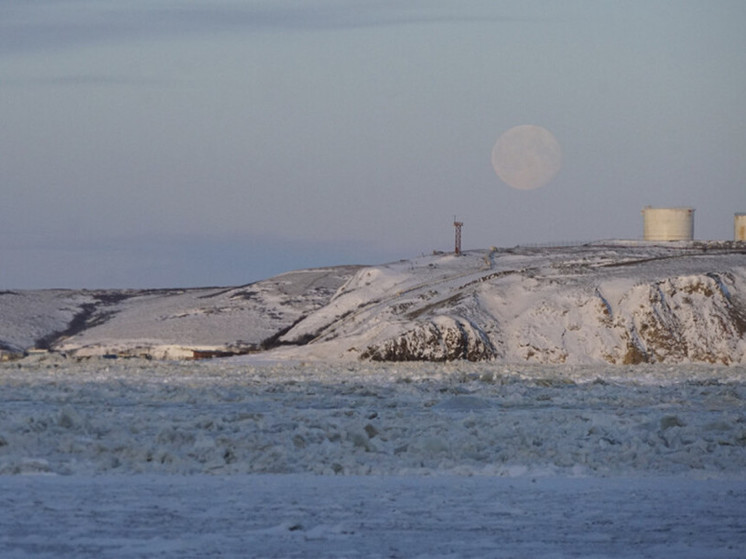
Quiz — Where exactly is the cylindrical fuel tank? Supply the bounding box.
[736,213,746,241]
[642,207,694,241]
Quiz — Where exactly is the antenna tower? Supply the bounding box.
[453,217,463,255]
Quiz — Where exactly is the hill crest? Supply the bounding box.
[2,242,745,365]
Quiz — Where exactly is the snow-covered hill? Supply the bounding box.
[2,242,745,364]
[0,267,359,360]
[275,241,746,365]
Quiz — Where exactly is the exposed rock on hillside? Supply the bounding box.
[360,316,496,362]
[614,274,746,364]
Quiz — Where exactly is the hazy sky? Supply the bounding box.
[2,1,745,288]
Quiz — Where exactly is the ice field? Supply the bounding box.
[3,474,744,558]
[1,357,745,557]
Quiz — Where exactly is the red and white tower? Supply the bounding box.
[453,217,463,255]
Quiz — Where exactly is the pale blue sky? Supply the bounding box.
[2,1,745,288]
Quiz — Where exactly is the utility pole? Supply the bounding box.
[453,217,463,255]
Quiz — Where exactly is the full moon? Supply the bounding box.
[491,125,562,190]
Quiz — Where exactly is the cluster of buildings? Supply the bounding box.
[641,207,746,242]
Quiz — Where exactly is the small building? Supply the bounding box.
[642,206,694,241]
[735,213,746,241]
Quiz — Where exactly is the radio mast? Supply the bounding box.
[453,217,463,255]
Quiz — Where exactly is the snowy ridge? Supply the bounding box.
[276,242,746,364]
[1,243,745,364]
[0,267,359,360]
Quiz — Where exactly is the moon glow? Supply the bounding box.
[491,125,562,190]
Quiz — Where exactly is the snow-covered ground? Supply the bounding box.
[2,243,744,365]
[1,357,744,557]
[0,266,358,359]
[276,242,746,364]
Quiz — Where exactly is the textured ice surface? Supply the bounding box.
[1,358,744,477]
[1,358,745,558]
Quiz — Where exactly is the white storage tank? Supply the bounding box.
[736,213,746,241]
[641,207,694,241]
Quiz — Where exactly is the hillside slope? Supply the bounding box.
[274,242,746,365]
[2,243,745,364]
[0,266,359,359]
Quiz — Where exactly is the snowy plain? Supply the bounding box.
[1,356,745,557]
